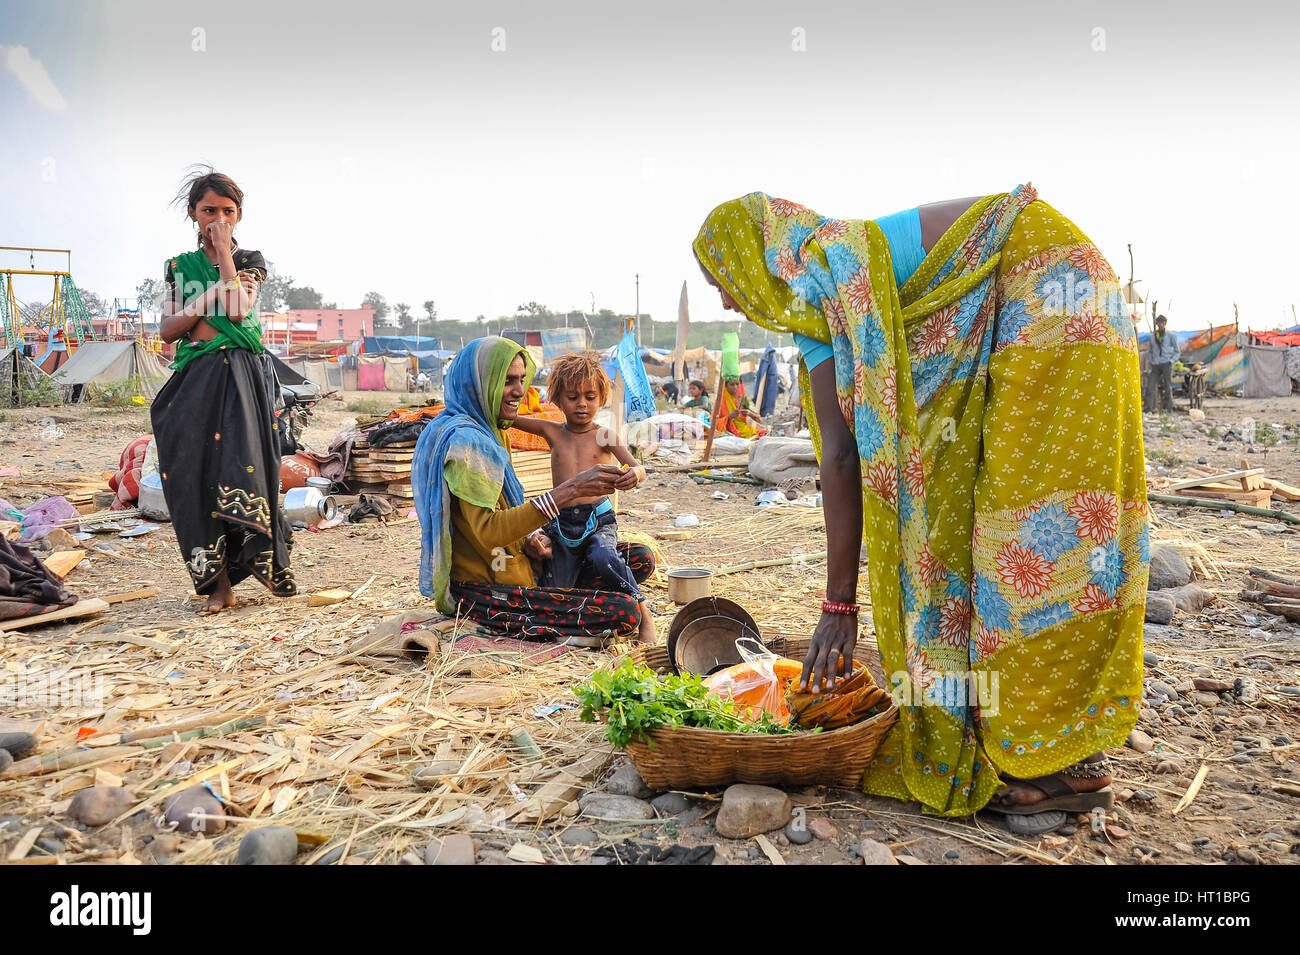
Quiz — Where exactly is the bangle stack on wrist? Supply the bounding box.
[531,492,559,521]
[821,600,859,617]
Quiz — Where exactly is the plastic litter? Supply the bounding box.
[674,513,700,528]
[712,490,729,500]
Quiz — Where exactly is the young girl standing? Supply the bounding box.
[151,167,296,614]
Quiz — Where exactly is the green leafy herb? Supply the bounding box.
[574,660,799,748]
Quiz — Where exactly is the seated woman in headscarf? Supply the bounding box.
[693,186,1147,826]
[413,337,656,645]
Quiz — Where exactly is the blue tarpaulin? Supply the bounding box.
[614,330,656,422]
[541,328,588,366]
[364,335,441,353]
[753,344,780,417]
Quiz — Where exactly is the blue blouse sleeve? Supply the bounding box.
[794,332,834,371]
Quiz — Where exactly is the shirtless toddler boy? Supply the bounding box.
[511,352,653,642]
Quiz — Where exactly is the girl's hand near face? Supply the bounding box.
[206,220,234,250]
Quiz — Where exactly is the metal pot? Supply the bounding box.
[282,486,337,526]
[666,567,713,605]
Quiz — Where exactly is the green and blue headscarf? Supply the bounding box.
[412,337,536,611]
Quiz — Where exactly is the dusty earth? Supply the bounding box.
[0,389,1297,865]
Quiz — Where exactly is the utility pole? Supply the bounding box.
[634,273,641,347]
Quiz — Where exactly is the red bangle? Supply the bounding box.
[822,600,859,616]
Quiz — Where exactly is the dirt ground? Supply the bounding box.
[0,390,1297,865]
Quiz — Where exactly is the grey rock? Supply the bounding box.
[1229,754,1253,764]
[236,826,299,865]
[1126,729,1156,753]
[1236,848,1260,864]
[1280,686,1300,696]
[1144,595,1175,625]
[1240,714,1267,729]
[1131,789,1157,802]
[399,852,425,865]
[1148,681,1179,699]
[1058,825,1077,835]
[163,786,225,834]
[858,838,898,866]
[944,849,960,860]
[1148,546,1194,589]
[784,820,813,845]
[560,828,598,846]
[1276,735,1291,745]
[425,833,476,865]
[1143,623,1182,643]
[1221,793,1254,811]
[578,792,655,822]
[36,837,63,855]
[1160,583,1212,614]
[0,750,10,774]
[0,732,37,759]
[650,792,691,816]
[311,843,347,866]
[606,760,654,799]
[68,786,135,828]
[1174,842,1195,853]
[715,784,792,839]
[1143,650,1158,667]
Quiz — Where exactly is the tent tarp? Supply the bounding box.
[1243,344,1292,398]
[48,341,170,400]
[541,328,588,366]
[384,356,413,391]
[1,346,54,407]
[364,335,441,353]
[358,358,387,391]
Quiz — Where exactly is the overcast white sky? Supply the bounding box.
[2,0,1298,333]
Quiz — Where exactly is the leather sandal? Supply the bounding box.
[985,758,1114,816]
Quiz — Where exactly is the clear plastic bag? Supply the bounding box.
[705,638,797,723]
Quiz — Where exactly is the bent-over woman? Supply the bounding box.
[694,185,1147,821]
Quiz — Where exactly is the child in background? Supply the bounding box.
[511,352,654,642]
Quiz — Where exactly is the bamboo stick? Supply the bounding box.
[714,550,829,576]
[1165,468,1263,491]
[1147,493,1300,524]
[701,363,727,463]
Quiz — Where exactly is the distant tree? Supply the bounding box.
[362,291,391,325]
[135,277,163,315]
[515,301,552,322]
[323,301,338,309]
[395,302,412,329]
[423,299,438,322]
[80,290,109,322]
[259,262,293,313]
[285,285,324,310]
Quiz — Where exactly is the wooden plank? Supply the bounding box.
[102,589,156,605]
[1262,478,1300,501]
[0,598,110,632]
[1172,487,1272,505]
[41,550,86,578]
[1166,468,1264,492]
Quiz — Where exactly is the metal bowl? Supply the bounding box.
[666,596,763,676]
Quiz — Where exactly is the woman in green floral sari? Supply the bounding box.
[694,186,1147,819]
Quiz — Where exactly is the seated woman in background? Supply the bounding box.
[412,337,657,646]
[717,375,766,438]
[680,379,710,409]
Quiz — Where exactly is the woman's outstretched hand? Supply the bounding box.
[565,464,624,500]
[800,612,859,693]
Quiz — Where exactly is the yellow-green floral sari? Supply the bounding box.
[693,186,1147,816]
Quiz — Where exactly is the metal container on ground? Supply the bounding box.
[666,567,713,604]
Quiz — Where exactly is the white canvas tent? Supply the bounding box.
[48,341,171,402]
[1,346,56,406]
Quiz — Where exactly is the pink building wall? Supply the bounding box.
[286,304,376,342]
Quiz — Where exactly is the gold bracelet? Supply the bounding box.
[219,278,240,291]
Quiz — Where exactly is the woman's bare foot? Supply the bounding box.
[197,574,237,615]
[635,601,657,644]
[989,753,1111,808]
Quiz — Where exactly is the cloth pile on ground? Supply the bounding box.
[0,536,76,621]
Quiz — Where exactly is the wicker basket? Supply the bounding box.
[622,636,898,789]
